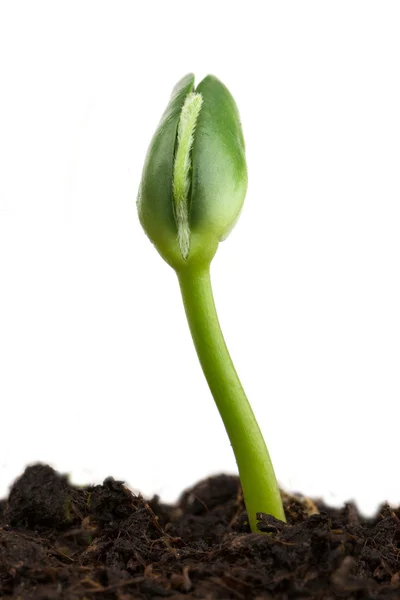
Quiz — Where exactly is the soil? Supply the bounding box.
[1,464,400,599]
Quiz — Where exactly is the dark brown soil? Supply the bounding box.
[1,464,400,599]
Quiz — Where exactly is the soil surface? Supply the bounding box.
[1,464,400,599]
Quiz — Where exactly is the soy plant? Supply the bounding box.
[137,74,285,531]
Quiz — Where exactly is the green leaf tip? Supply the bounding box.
[137,73,247,272]
[173,92,203,260]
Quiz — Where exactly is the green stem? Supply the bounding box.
[177,266,285,531]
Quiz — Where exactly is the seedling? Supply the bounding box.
[137,74,286,531]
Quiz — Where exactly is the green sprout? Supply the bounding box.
[137,74,286,531]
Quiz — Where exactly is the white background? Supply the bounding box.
[1,1,399,516]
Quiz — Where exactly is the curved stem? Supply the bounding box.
[177,266,285,530]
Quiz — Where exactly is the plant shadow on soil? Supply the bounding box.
[1,464,400,599]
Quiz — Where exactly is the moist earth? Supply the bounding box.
[1,464,400,599]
